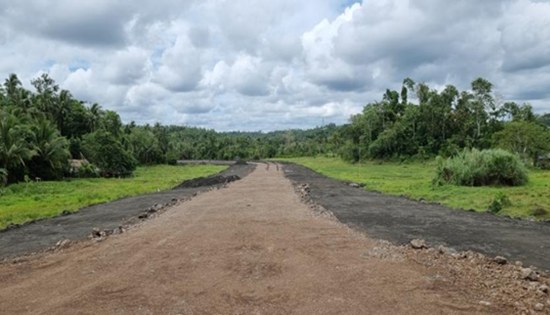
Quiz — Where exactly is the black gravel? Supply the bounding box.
[283,163,550,271]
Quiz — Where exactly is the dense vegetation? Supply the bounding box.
[339,78,550,164]
[1,73,549,189]
[0,73,336,186]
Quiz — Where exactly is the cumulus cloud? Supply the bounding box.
[154,35,202,92]
[1,0,550,130]
[104,47,151,85]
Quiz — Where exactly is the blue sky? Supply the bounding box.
[1,0,549,131]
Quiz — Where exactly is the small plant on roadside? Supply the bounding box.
[433,149,528,187]
[488,192,511,214]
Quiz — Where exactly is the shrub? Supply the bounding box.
[434,149,528,186]
[77,162,100,178]
[488,192,511,214]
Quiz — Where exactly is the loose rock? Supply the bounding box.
[521,268,539,281]
[435,245,457,255]
[494,256,508,265]
[91,227,101,238]
[539,284,549,294]
[55,239,71,249]
[534,303,544,312]
[112,226,125,235]
[410,239,427,249]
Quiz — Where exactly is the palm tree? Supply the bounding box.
[88,103,103,131]
[0,110,36,183]
[29,118,70,180]
[4,73,21,100]
[55,90,72,134]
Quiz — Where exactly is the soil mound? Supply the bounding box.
[173,174,240,189]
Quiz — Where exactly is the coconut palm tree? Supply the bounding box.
[28,118,70,180]
[4,73,21,100]
[0,110,36,183]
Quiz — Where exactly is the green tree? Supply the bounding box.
[100,110,123,137]
[28,118,70,180]
[0,110,36,184]
[538,113,550,127]
[126,127,164,164]
[82,130,137,177]
[493,121,550,166]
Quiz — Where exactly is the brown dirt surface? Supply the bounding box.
[0,163,254,259]
[0,163,548,314]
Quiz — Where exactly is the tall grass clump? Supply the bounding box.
[434,149,528,186]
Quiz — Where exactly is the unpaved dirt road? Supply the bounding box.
[0,164,253,259]
[0,164,545,314]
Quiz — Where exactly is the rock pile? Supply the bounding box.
[400,240,550,313]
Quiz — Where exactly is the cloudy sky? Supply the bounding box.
[1,0,549,131]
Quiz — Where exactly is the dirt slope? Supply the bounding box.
[0,164,543,314]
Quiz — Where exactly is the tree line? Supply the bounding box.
[337,78,550,165]
[1,73,549,186]
[0,73,337,185]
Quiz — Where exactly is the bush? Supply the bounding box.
[434,149,528,186]
[488,192,511,213]
[77,162,100,178]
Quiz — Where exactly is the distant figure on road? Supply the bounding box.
[266,163,270,170]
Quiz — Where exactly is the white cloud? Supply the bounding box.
[104,47,151,85]
[1,0,550,130]
[63,68,95,101]
[153,34,202,92]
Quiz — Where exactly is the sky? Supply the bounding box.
[1,0,550,131]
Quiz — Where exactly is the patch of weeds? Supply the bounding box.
[488,192,512,214]
[531,207,548,217]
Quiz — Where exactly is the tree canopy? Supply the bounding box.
[1,73,549,186]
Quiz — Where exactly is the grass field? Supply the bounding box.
[283,157,550,220]
[0,164,227,229]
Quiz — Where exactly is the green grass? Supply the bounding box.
[0,164,227,229]
[282,157,550,220]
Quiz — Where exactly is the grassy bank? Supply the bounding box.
[283,157,550,220]
[0,164,227,229]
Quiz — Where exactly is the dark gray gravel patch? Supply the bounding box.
[0,163,255,259]
[283,163,550,271]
